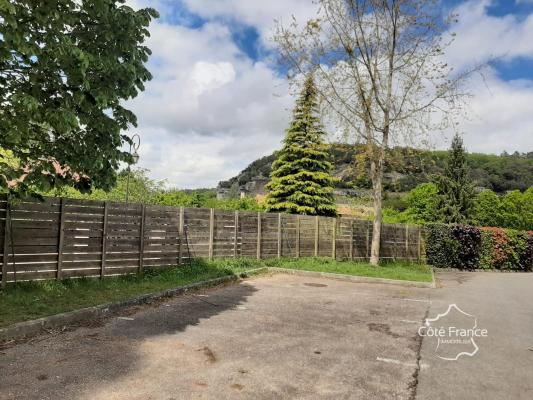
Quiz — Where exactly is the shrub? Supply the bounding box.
[425,224,458,268]
[451,225,482,270]
[520,234,533,272]
[427,223,533,271]
[479,230,494,269]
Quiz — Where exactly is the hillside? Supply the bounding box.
[218,144,533,195]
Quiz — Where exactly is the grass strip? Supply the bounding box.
[0,258,431,328]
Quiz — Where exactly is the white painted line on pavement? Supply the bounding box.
[400,298,431,303]
[377,357,429,370]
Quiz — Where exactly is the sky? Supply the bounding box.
[125,0,533,188]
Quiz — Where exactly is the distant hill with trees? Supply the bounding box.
[218,144,533,194]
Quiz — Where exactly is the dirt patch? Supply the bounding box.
[231,383,244,391]
[199,346,217,363]
[367,323,401,339]
[303,283,328,287]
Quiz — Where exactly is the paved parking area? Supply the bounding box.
[416,271,533,400]
[0,274,430,400]
[2,270,532,399]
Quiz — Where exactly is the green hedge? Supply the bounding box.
[425,224,533,271]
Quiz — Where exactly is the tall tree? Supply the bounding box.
[0,0,158,195]
[265,75,337,216]
[435,134,475,223]
[275,0,474,264]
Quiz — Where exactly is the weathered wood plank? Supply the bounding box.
[101,202,109,277]
[2,202,11,288]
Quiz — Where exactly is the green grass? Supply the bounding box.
[262,258,433,282]
[0,258,432,328]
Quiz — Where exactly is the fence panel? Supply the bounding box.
[0,195,424,285]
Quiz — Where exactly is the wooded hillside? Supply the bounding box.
[219,144,533,194]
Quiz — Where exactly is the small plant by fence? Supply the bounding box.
[0,196,423,286]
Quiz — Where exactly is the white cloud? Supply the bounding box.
[446,0,533,70]
[182,0,319,45]
[122,0,533,188]
[124,19,293,187]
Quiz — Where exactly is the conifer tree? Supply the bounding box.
[435,134,475,223]
[265,75,337,216]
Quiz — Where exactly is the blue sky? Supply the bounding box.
[126,0,533,188]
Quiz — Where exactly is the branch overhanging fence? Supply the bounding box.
[0,196,423,286]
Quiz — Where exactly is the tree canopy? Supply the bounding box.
[0,0,158,195]
[435,134,475,223]
[265,75,337,216]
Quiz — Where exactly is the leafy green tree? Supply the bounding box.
[500,189,533,230]
[0,1,158,195]
[402,183,441,223]
[472,190,502,227]
[265,75,336,216]
[435,134,475,223]
[48,168,164,204]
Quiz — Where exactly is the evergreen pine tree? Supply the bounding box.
[265,75,337,216]
[435,134,475,223]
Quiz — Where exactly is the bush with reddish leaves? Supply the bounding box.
[426,224,533,271]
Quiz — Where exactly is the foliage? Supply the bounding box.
[265,75,337,216]
[479,228,531,271]
[451,225,482,270]
[222,143,533,195]
[425,224,533,271]
[48,168,164,204]
[425,224,459,268]
[434,135,475,223]
[387,184,533,230]
[472,190,502,227]
[0,1,158,195]
[153,190,262,211]
[45,169,263,211]
[402,183,441,224]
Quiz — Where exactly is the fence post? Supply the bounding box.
[331,218,337,259]
[296,215,300,258]
[349,219,354,260]
[57,198,66,280]
[1,199,11,289]
[277,213,282,258]
[208,208,214,261]
[314,216,319,257]
[365,221,371,260]
[178,207,184,265]
[234,210,239,258]
[417,226,422,263]
[139,204,146,273]
[256,212,262,260]
[405,224,409,261]
[100,201,109,278]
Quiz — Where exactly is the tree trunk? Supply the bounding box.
[369,154,383,266]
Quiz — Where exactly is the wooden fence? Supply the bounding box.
[0,196,423,286]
